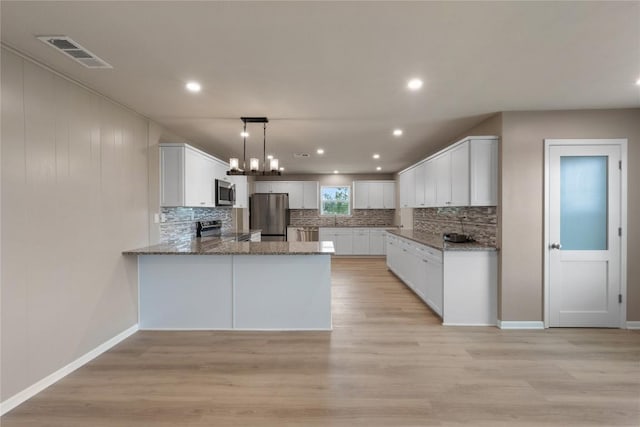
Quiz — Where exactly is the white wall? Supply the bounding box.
[1,48,149,401]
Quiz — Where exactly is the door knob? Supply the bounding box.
[550,243,562,250]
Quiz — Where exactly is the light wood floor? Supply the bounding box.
[3,258,639,426]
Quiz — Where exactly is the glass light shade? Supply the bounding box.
[229,158,239,171]
[249,158,259,172]
[270,158,279,171]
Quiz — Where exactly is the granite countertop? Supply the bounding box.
[123,239,335,255]
[386,229,497,252]
[290,225,399,229]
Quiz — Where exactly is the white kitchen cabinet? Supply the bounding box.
[229,175,248,208]
[254,181,319,209]
[353,182,370,209]
[352,228,370,254]
[449,142,470,206]
[385,232,496,325]
[398,136,498,209]
[286,182,304,208]
[161,143,229,208]
[320,227,392,255]
[302,181,319,209]
[369,229,387,255]
[414,162,426,207]
[470,139,498,206]
[435,141,469,207]
[382,182,396,209]
[399,167,415,208]
[353,180,395,209]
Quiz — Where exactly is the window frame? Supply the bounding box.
[320,185,351,216]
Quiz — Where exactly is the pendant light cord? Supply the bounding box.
[263,123,266,172]
[243,122,247,171]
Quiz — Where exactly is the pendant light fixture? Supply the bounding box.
[227,117,282,176]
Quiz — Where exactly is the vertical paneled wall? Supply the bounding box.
[1,49,149,401]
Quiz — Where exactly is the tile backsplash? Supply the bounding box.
[413,206,497,246]
[290,209,395,227]
[160,207,233,243]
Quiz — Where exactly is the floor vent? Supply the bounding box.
[37,36,113,69]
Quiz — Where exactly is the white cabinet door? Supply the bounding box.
[400,168,415,208]
[423,160,437,207]
[470,139,498,206]
[435,153,451,207]
[368,183,384,208]
[230,175,248,208]
[369,229,386,255]
[424,255,443,317]
[334,229,353,255]
[184,147,203,207]
[449,142,470,206]
[353,181,369,209]
[160,146,184,206]
[382,182,395,209]
[414,162,426,207]
[254,181,271,193]
[270,182,289,194]
[302,181,319,209]
[352,229,370,255]
[287,182,304,209]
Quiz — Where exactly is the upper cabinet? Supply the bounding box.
[160,143,232,208]
[398,136,498,208]
[253,181,319,209]
[353,180,395,209]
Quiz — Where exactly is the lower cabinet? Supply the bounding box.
[386,233,496,325]
[319,228,392,255]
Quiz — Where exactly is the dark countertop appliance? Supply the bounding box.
[196,220,222,238]
[250,193,289,241]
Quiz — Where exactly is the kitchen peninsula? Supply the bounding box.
[123,239,334,331]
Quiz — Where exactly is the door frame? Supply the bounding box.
[543,139,628,328]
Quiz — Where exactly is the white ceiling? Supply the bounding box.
[2,1,639,173]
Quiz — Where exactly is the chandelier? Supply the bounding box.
[227,117,282,176]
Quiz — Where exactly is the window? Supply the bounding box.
[321,186,350,216]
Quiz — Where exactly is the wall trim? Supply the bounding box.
[0,324,138,416]
[626,321,640,330]
[497,320,545,330]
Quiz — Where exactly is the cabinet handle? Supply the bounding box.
[200,202,205,205]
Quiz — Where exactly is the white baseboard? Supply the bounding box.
[497,320,545,330]
[0,324,138,416]
[442,323,497,327]
[626,321,640,330]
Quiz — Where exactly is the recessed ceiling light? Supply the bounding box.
[393,129,403,136]
[407,78,423,91]
[186,81,201,92]
[373,154,380,159]
[333,170,339,174]
[267,154,274,160]
[240,131,249,138]
[376,166,382,171]
[636,78,640,86]
[279,167,285,171]
[317,148,325,155]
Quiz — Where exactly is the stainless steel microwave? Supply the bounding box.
[215,179,235,206]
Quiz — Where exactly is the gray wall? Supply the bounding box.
[1,49,150,400]
[499,109,640,321]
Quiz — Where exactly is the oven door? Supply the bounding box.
[215,179,235,206]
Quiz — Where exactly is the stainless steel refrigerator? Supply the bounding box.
[250,193,290,241]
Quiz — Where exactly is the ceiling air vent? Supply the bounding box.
[293,153,311,159]
[37,36,113,69]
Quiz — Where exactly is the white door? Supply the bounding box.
[547,141,624,327]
